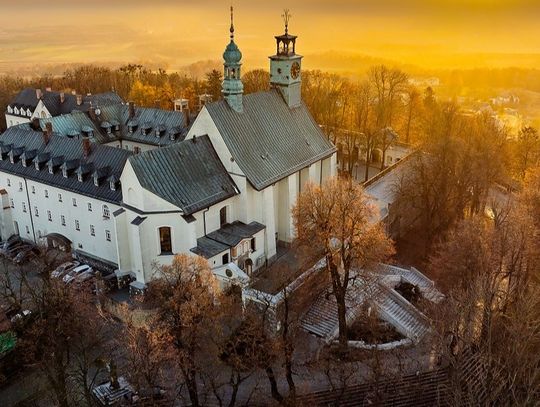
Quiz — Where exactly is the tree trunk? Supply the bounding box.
[265,366,284,404]
[336,293,348,349]
[184,369,200,407]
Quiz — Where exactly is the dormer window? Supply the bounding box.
[27,109,31,117]
[62,168,68,178]
[35,162,40,171]
[9,155,14,164]
[7,106,12,114]
[48,165,54,174]
[94,177,99,187]
[78,173,83,182]
[14,108,19,115]
[110,180,116,191]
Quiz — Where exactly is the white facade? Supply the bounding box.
[0,173,120,265]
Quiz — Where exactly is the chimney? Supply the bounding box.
[89,105,96,121]
[43,122,53,145]
[82,135,91,158]
[129,101,135,119]
[36,89,42,100]
[60,92,65,104]
[76,94,83,106]
[183,108,190,127]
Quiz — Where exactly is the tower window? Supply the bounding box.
[159,227,172,254]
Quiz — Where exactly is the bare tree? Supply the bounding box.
[293,178,394,348]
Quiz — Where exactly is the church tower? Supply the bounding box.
[269,10,303,109]
[222,6,244,113]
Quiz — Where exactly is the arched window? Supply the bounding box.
[159,227,172,254]
[220,206,228,227]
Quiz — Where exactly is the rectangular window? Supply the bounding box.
[58,193,62,202]
[251,237,256,252]
[25,225,30,234]
[18,182,23,191]
[72,198,77,207]
[47,210,52,222]
[102,205,110,219]
[134,146,141,154]
[105,230,111,242]
[6,179,10,187]
[31,186,35,194]
[34,207,39,217]
[9,199,14,208]
[22,202,27,213]
[87,202,92,212]
[44,190,49,198]
[75,220,80,231]
[61,215,66,226]
[90,225,95,237]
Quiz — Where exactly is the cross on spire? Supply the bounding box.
[230,5,235,40]
[282,9,291,34]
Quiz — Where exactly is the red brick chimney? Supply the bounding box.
[129,101,135,119]
[43,122,53,145]
[82,135,91,158]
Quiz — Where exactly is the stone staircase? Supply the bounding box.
[300,264,436,343]
[375,285,430,341]
[379,264,445,303]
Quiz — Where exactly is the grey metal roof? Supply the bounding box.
[0,127,132,204]
[206,221,265,247]
[205,89,336,190]
[190,236,230,259]
[129,135,239,216]
[98,104,191,147]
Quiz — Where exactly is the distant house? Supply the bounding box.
[4,88,122,128]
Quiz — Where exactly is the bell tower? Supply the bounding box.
[269,10,303,109]
[222,6,244,113]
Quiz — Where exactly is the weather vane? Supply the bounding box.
[282,9,291,35]
[230,5,235,40]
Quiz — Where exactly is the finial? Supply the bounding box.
[282,9,291,35]
[230,6,235,41]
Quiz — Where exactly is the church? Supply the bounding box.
[0,11,337,289]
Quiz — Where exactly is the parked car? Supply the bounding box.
[13,246,40,265]
[51,261,80,279]
[4,243,29,260]
[74,267,96,284]
[0,240,23,257]
[63,265,93,284]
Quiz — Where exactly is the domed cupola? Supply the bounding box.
[222,6,244,113]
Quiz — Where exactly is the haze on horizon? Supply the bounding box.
[1,0,540,75]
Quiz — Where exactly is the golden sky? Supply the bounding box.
[1,0,539,74]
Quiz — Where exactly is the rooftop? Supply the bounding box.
[206,89,336,190]
[129,135,239,215]
[0,127,131,203]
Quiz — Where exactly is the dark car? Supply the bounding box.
[13,246,40,265]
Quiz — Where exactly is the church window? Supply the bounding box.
[159,227,172,254]
[41,111,46,119]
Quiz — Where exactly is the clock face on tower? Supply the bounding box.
[290,61,300,80]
